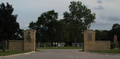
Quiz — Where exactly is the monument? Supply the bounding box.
[9,29,36,51]
[58,42,65,47]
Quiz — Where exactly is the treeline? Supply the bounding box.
[28,1,96,46]
[95,23,120,42]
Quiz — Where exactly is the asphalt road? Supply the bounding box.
[1,49,120,59]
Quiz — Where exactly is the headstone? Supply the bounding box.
[114,35,118,48]
[72,43,80,47]
[72,43,75,47]
[5,40,8,49]
[44,43,46,47]
[37,42,40,47]
[53,42,55,45]
[60,42,65,47]
[58,42,65,47]
[45,42,51,47]
[79,42,83,47]
[56,42,58,47]
[58,44,60,47]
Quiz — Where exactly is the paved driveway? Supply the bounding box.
[1,49,120,59]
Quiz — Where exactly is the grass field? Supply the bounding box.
[0,49,30,56]
[90,49,120,54]
[37,47,82,49]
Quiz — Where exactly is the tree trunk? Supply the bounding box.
[61,30,63,42]
[5,40,7,50]
[2,39,5,52]
[75,39,77,47]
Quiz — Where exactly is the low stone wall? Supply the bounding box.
[95,41,110,50]
[9,29,36,51]
[84,30,110,51]
[84,41,95,51]
[84,41,110,51]
[9,40,24,51]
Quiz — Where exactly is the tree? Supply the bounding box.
[95,30,109,41]
[110,23,120,42]
[29,10,58,45]
[63,1,96,47]
[0,3,19,52]
[38,10,58,44]
[57,19,70,43]
[12,29,24,40]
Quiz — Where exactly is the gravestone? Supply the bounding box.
[58,44,60,47]
[45,42,51,47]
[37,42,40,48]
[72,43,80,47]
[24,29,36,51]
[58,42,65,47]
[44,43,46,47]
[79,42,83,47]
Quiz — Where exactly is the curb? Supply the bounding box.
[86,51,120,56]
[0,51,35,58]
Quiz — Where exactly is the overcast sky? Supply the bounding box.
[1,0,120,30]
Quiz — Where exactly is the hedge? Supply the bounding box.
[110,43,115,49]
[0,44,2,49]
[118,41,120,49]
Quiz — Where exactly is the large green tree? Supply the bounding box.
[0,3,19,52]
[29,10,59,45]
[58,19,70,43]
[63,1,96,46]
[95,30,109,41]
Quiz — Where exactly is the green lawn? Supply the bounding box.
[0,49,30,56]
[37,47,82,49]
[90,49,120,54]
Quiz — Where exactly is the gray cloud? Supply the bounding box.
[97,0,102,4]
[83,4,89,8]
[90,22,112,30]
[99,14,106,20]
[107,15,120,21]
[94,5,104,10]
[1,0,120,30]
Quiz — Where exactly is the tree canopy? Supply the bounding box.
[29,10,59,44]
[63,1,96,46]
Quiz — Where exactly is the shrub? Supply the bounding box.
[118,42,120,49]
[64,44,70,47]
[0,44,2,49]
[118,43,120,49]
[110,43,115,49]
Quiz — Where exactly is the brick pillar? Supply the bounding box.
[24,29,36,51]
[114,35,118,48]
[84,30,95,51]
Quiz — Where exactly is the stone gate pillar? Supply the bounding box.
[24,29,36,51]
[84,30,95,51]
